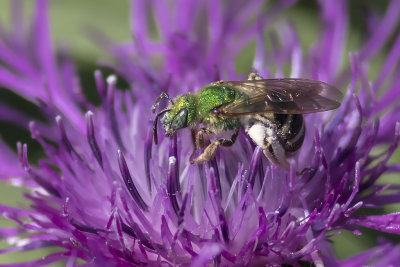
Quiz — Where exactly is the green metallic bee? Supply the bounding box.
[152,73,342,169]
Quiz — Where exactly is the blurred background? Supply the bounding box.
[0,0,398,265]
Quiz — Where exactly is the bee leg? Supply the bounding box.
[152,92,174,113]
[189,129,197,163]
[189,128,213,163]
[196,128,213,149]
[246,122,290,169]
[262,141,290,170]
[191,129,239,164]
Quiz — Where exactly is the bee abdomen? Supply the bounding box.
[275,114,305,153]
[243,113,305,168]
[244,117,288,168]
[244,113,305,154]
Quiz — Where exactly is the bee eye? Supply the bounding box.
[171,108,188,130]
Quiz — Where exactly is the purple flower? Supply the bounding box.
[1,0,400,266]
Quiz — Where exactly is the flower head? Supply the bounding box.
[0,0,400,266]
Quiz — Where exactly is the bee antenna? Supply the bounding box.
[153,109,171,144]
[152,92,174,114]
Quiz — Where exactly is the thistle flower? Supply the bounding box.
[1,0,400,266]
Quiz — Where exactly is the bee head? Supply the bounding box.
[163,94,196,134]
[153,93,196,144]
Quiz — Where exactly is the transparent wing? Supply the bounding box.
[217,78,343,116]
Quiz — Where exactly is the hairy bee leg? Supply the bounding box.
[191,129,239,164]
[189,129,197,163]
[196,128,213,149]
[262,142,290,170]
[152,92,174,113]
[189,128,213,163]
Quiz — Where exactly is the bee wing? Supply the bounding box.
[218,78,343,116]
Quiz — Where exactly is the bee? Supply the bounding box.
[152,73,342,169]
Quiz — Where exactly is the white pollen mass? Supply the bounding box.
[247,124,266,147]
